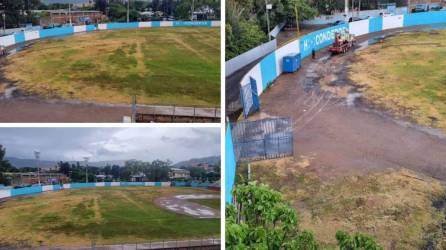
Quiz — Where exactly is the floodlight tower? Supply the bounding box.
[34,150,41,185]
[84,157,89,183]
[127,0,130,23]
[191,0,195,21]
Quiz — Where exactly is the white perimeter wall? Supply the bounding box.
[225,39,277,77]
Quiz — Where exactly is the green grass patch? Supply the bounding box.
[0,187,220,248]
[4,27,220,106]
[349,30,446,132]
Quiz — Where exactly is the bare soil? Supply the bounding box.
[253,29,446,182]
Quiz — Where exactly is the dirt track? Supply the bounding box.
[252,27,446,181]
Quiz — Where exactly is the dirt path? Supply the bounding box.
[155,194,220,219]
[254,27,446,181]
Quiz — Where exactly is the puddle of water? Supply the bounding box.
[346,92,362,106]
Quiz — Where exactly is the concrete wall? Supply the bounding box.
[0,21,220,48]
[0,181,215,199]
[225,39,277,77]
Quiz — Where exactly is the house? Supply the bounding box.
[131,172,146,182]
[169,168,190,180]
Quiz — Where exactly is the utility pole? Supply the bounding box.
[265,0,272,41]
[69,3,72,25]
[127,0,130,23]
[191,0,195,21]
[34,150,41,185]
[84,157,89,183]
[344,0,349,21]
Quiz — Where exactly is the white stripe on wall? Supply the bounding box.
[0,35,16,47]
[74,25,87,33]
[42,185,53,192]
[349,19,370,36]
[95,182,105,187]
[211,21,221,27]
[160,21,173,27]
[139,22,152,28]
[382,15,404,30]
[145,182,155,186]
[161,182,171,187]
[98,24,107,30]
[110,182,120,186]
[24,30,40,41]
[0,190,11,199]
[63,184,71,189]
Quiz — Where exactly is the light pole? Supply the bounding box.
[2,13,5,34]
[83,157,89,183]
[191,0,195,21]
[127,0,130,23]
[34,150,41,185]
[265,1,272,41]
[68,3,72,25]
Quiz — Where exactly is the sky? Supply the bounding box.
[0,127,220,163]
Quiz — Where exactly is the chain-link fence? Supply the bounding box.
[232,117,293,162]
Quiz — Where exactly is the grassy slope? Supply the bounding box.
[0,187,220,248]
[4,27,220,106]
[237,158,446,249]
[349,30,446,132]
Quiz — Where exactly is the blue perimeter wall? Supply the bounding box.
[1,181,212,199]
[0,21,219,48]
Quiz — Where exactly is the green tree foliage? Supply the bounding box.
[226,182,383,250]
[226,182,320,249]
[335,231,383,250]
[1,0,41,28]
[0,145,18,185]
[226,0,317,60]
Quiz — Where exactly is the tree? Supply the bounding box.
[285,0,317,34]
[0,145,17,185]
[226,182,320,249]
[226,182,383,250]
[335,231,383,250]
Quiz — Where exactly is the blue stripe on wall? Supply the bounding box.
[369,17,383,33]
[11,186,42,196]
[260,52,277,90]
[53,185,62,191]
[107,22,139,30]
[14,32,25,44]
[86,24,96,32]
[299,23,349,58]
[151,21,161,27]
[71,183,96,189]
[225,124,237,203]
[104,182,112,187]
[39,27,74,39]
[155,182,162,187]
[403,11,446,27]
[173,21,212,27]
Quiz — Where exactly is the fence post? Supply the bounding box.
[193,106,196,122]
[172,105,176,122]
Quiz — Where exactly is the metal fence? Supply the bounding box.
[232,117,293,162]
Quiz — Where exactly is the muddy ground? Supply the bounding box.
[155,194,220,219]
[251,27,446,182]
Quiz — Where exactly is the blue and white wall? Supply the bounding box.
[0,180,212,199]
[239,11,446,100]
[0,21,220,48]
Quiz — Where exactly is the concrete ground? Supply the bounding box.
[248,26,446,181]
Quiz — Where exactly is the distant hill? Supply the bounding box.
[174,156,220,168]
[5,157,125,169]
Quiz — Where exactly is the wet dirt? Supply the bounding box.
[155,194,220,219]
[253,27,446,182]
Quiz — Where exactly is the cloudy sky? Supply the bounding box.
[0,127,220,163]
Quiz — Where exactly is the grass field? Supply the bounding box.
[0,187,220,248]
[349,30,446,132]
[237,158,446,249]
[3,27,220,106]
